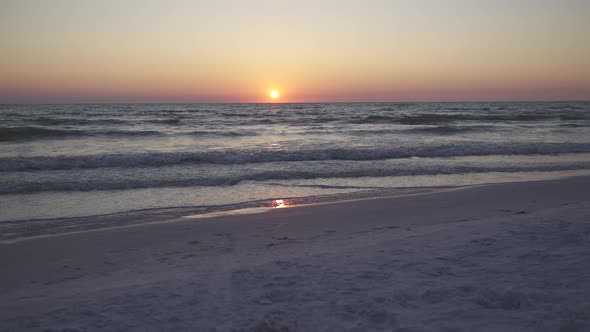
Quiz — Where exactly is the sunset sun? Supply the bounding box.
[270,90,280,99]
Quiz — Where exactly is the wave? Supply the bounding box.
[3,163,589,194]
[0,126,103,141]
[404,125,495,134]
[5,105,588,129]
[146,118,183,125]
[184,130,259,137]
[2,142,590,171]
[559,123,590,128]
[316,125,498,136]
[26,117,185,126]
[351,113,567,125]
[220,112,252,117]
[0,126,258,142]
[28,117,131,126]
[0,126,163,141]
[559,114,590,120]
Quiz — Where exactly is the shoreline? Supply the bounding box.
[1,175,589,330]
[0,186,447,243]
[4,170,590,243]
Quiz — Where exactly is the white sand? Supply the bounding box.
[1,176,589,331]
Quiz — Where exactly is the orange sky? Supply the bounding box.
[1,0,589,103]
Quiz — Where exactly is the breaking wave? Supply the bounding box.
[2,142,590,171]
[3,162,590,194]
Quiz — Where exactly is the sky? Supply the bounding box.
[1,0,589,103]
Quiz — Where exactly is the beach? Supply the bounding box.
[3,1,590,330]
[1,175,589,331]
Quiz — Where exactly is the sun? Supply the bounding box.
[270,90,280,99]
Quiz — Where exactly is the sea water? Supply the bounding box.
[1,102,589,221]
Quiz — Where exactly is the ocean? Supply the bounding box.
[1,102,590,223]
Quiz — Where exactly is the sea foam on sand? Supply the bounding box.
[1,176,589,331]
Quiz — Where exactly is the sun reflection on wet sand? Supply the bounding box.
[272,199,287,208]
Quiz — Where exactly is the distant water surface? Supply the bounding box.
[1,102,589,221]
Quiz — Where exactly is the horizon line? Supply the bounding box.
[1,99,589,105]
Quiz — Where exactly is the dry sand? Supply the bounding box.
[1,176,589,331]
